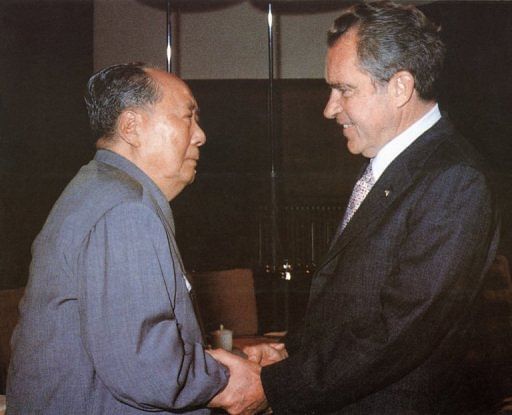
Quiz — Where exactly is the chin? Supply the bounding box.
[187,172,197,184]
[346,143,362,156]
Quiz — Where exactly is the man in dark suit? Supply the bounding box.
[6,63,261,414]
[210,2,500,414]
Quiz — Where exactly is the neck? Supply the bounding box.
[396,100,436,137]
[96,137,181,202]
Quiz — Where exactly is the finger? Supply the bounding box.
[242,345,260,355]
[247,354,260,363]
[269,343,286,350]
[243,346,262,356]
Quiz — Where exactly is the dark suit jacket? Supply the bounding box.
[262,117,500,414]
[7,150,228,414]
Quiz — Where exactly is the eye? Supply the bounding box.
[339,87,354,98]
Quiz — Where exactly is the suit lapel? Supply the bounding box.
[318,117,453,270]
[320,158,413,268]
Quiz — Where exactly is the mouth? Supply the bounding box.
[337,118,354,130]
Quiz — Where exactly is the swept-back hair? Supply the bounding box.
[328,1,445,100]
[84,62,162,142]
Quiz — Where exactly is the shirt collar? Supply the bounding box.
[371,104,441,181]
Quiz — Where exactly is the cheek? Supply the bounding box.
[353,99,383,129]
[167,130,189,157]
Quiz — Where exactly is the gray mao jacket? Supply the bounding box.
[7,149,228,414]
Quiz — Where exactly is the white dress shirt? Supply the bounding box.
[371,104,441,182]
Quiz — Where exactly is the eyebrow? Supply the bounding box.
[187,101,199,113]
[188,103,200,121]
[328,82,356,90]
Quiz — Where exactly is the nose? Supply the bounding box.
[323,90,341,120]
[192,122,206,147]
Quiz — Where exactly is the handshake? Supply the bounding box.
[206,342,289,415]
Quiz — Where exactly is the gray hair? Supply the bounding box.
[84,62,162,143]
[327,1,445,100]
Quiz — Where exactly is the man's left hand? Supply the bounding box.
[207,348,268,414]
[243,343,288,367]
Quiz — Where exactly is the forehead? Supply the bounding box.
[325,30,362,82]
[149,69,197,109]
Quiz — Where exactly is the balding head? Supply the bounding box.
[84,62,162,144]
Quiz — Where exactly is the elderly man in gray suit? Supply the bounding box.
[6,63,261,414]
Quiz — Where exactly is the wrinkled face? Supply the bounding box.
[324,30,398,158]
[137,70,205,199]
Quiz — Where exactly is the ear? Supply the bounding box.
[117,110,143,148]
[390,71,415,108]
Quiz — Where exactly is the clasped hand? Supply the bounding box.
[207,343,288,414]
[243,342,288,367]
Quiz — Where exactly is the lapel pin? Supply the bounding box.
[384,190,391,197]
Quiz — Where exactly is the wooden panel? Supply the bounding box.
[190,269,258,336]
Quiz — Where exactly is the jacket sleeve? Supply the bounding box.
[77,201,228,411]
[262,164,499,413]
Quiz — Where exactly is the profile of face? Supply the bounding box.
[134,69,206,200]
[324,29,399,158]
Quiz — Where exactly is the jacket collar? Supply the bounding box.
[94,149,186,276]
[318,116,454,269]
[94,149,176,232]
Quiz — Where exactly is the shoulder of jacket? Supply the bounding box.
[423,131,489,178]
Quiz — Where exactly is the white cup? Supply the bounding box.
[210,324,233,351]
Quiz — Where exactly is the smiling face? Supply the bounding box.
[135,69,206,200]
[324,29,400,158]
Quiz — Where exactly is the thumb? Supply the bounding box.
[206,348,233,362]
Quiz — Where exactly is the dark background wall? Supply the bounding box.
[173,79,363,272]
[174,2,512,272]
[428,1,512,262]
[0,0,94,288]
[0,1,511,288]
